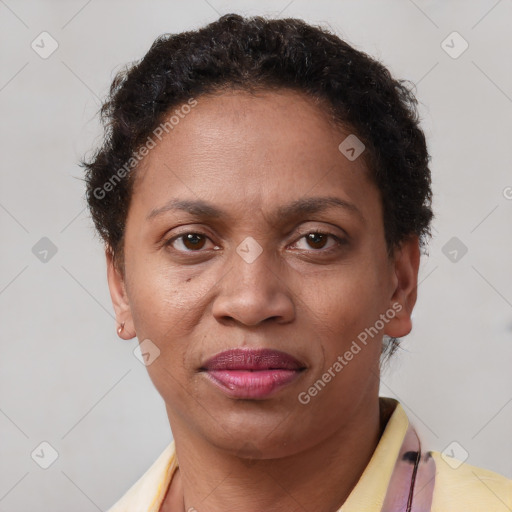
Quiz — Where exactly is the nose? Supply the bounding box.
[211,240,295,327]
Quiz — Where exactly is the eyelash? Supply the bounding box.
[164,230,346,255]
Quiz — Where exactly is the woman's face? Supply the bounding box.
[108,89,419,458]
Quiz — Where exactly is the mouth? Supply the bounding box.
[199,348,307,399]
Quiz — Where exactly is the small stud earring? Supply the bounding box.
[117,322,125,336]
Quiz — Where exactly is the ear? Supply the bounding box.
[106,248,136,339]
[383,235,421,339]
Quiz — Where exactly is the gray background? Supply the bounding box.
[1,0,511,510]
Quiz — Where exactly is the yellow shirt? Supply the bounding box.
[107,400,512,511]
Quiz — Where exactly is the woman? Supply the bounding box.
[82,13,511,512]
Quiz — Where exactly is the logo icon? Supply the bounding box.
[236,236,263,264]
[31,441,59,469]
[31,31,59,59]
[441,441,469,469]
[338,134,365,161]
[442,236,468,263]
[441,32,469,59]
[134,339,161,366]
[32,237,58,263]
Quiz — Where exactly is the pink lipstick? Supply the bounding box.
[200,348,306,399]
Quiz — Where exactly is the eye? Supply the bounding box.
[165,232,218,252]
[165,230,345,254]
[291,231,345,252]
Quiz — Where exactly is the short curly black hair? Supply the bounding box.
[81,13,434,360]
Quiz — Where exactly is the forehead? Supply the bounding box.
[130,88,380,227]
[140,88,354,170]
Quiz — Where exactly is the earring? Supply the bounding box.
[117,322,125,336]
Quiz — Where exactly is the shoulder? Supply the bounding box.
[107,441,177,512]
[430,451,512,512]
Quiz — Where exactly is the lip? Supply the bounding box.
[200,348,306,399]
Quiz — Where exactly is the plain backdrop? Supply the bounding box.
[1,1,511,510]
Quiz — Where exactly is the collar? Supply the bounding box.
[108,397,417,512]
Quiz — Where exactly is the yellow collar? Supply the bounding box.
[109,397,408,512]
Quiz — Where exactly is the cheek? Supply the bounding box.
[126,256,206,338]
[125,259,225,386]
[298,275,384,412]
[305,262,386,330]
[301,261,390,376]
[125,265,199,400]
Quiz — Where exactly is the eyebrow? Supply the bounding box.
[146,196,365,224]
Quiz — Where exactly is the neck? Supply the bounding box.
[163,395,388,512]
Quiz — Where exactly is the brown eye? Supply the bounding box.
[305,232,329,249]
[166,232,214,252]
[290,231,345,253]
[182,233,206,250]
